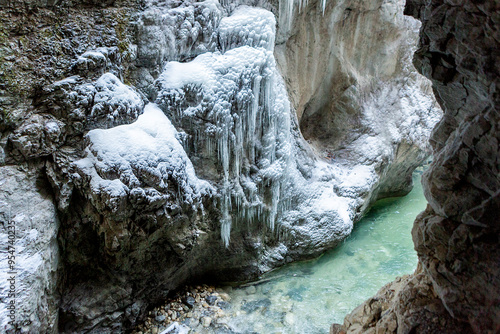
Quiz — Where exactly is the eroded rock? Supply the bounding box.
[333,1,500,333]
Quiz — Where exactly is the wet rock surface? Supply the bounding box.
[332,1,500,333]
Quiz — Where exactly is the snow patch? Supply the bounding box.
[92,73,144,121]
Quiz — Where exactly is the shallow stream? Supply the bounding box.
[223,169,428,333]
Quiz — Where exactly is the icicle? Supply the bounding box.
[248,76,261,164]
[234,115,243,180]
[269,182,280,231]
[279,0,295,32]
[221,213,231,247]
[280,0,327,21]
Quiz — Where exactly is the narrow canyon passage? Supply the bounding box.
[0,0,497,333]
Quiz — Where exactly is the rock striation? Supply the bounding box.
[0,0,441,332]
[332,1,500,333]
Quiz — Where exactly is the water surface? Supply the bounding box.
[224,170,427,333]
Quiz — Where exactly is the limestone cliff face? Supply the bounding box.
[275,0,440,202]
[0,0,440,333]
[332,1,500,333]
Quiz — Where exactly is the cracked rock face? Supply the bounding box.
[333,1,500,333]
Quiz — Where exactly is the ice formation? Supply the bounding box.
[154,5,347,247]
[279,0,328,32]
[218,6,276,52]
[135,0,222,65]
[157,42,293,246]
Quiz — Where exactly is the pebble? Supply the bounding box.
[201,316,212,327]
[132,284,233,334]
[155,315,166,323]
[219,292,231,301]
[246,286,257,294]
[205,295,217,306]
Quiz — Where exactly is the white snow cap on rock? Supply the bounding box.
[75,103,213,215]
[92,73,144,120]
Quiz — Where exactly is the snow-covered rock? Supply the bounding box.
[91,73,144,124]
[38,72,144,134]
[74,103,212,222]
[9,114,66,160]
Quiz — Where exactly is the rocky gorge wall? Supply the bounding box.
[275,0,440,200]
[332,1,500,333]
[0,1,141,332]
[0,0,441,333]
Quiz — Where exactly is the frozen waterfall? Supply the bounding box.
[156,6,293,246]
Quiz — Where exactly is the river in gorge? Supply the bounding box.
[222,168,428,334]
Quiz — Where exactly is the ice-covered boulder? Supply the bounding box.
[156,44,293,246]
[74,103,212,222]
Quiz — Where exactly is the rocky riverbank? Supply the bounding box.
[132,285,235,334]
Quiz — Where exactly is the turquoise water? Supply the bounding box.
[224,170,427,333]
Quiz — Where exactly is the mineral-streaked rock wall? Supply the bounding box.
[332,1,500,333]
[0,0,441,333]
